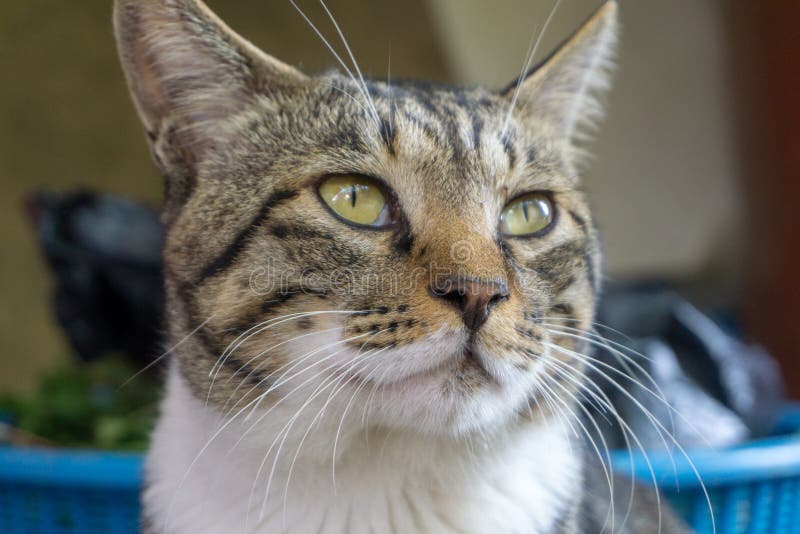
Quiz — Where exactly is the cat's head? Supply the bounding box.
[115,0,616,436]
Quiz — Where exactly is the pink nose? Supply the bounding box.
[430,276,509,332]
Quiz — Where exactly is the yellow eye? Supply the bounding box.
[318,175,391,227]
[500,193,555,236]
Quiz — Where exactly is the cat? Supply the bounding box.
[113,0,689,532]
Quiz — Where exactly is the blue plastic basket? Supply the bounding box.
[1,405,798,533]
[611,405,800,533]
[0,448,142,533]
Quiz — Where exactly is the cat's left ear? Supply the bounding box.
[113,0,309,219]
[502,1,618,146]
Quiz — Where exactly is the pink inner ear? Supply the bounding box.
[130,43,170,129]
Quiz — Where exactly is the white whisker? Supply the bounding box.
[501,0,563,137]
[251,334,390,527]
[120,314,215,388]
[288,0,380,128]
[537,359,618,531]
[316,0,381,126]
[545,340,715,534]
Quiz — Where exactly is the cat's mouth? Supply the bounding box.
[369,345,496,389]
[462,347,497,381]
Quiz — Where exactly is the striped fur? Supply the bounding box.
[115,1,687,532]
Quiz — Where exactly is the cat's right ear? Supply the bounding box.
[501,1,617,161]
[113,0,307,214]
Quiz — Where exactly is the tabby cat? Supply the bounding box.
[113,0,688,532]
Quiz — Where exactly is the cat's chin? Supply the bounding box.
[363,349,544,437]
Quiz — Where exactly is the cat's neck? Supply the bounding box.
[144,364,582,533]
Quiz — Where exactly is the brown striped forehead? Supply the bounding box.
[353,78,575,193]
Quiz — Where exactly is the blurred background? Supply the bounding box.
[1,0,798,398]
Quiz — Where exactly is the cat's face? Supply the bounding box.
[115,0,615,436]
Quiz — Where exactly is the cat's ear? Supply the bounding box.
[502,1,617,149]
[113,0,308,209]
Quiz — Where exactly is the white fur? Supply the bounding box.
[145,363,580,533]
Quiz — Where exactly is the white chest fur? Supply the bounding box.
[144,366,580,534]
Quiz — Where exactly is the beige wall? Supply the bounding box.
[428,0,741,278]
